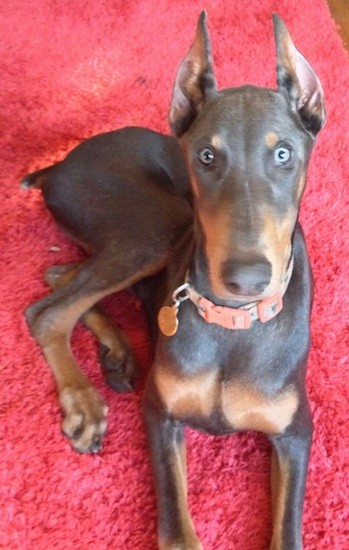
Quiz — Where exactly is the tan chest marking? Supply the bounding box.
[155,367,298,436]
[154,368,218,419]
[222,382,299,435]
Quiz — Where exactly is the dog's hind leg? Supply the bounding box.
[26,250,167,453]
[44,262,137,392]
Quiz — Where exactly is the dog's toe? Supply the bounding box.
[60,385,108,453]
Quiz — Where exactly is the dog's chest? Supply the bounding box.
[153,366,299,436]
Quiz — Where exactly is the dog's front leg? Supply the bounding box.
[269,414,313,550]
[144,400,202,550]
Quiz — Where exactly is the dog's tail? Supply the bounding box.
[20,163,60,190]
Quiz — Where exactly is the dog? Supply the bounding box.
[22,12,325,550]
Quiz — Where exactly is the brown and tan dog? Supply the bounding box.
[22,13,325,550]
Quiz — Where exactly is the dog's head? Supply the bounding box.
[169,12,325,301]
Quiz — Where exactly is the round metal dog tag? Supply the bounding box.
[158,305,179,337]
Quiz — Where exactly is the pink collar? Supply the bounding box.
[187,288,283,329]
[176,257,293,331]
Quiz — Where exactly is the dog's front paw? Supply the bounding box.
[59,385,108,453]
[99,344,137,392]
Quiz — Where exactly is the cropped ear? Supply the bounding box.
[273,15,326,136]
[169,11,217,137]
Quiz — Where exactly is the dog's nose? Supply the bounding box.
[221,258,272,296]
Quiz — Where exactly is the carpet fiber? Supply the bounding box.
[1,1,348,548]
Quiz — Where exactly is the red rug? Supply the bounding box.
[1,1,348,548]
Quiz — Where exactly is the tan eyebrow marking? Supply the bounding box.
[211,134,223,149]
[265,131,279,148]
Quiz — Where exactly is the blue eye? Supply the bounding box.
[198,147,215,165]
[274,146,292,165]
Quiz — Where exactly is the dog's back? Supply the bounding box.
[22,127,192,254]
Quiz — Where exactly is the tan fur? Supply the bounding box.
[221,382,299,434]
[260,207,297,294]
[211,134,223,149]
[265,131,279,148]
[197,206,235,298]
[154,366,218,419]
[297,173,306,200]
[158,436,202,550]
[270,450,291,549]
[155,366,298,436]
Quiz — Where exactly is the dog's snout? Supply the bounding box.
[221,258,272,296]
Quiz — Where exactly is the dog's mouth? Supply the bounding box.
[213,285,270,305]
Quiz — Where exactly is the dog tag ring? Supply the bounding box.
[158,305,179,336]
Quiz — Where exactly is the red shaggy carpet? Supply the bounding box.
[1,1,348,549]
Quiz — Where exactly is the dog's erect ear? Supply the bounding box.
[169,11,217,137]
[273,15,325,136]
